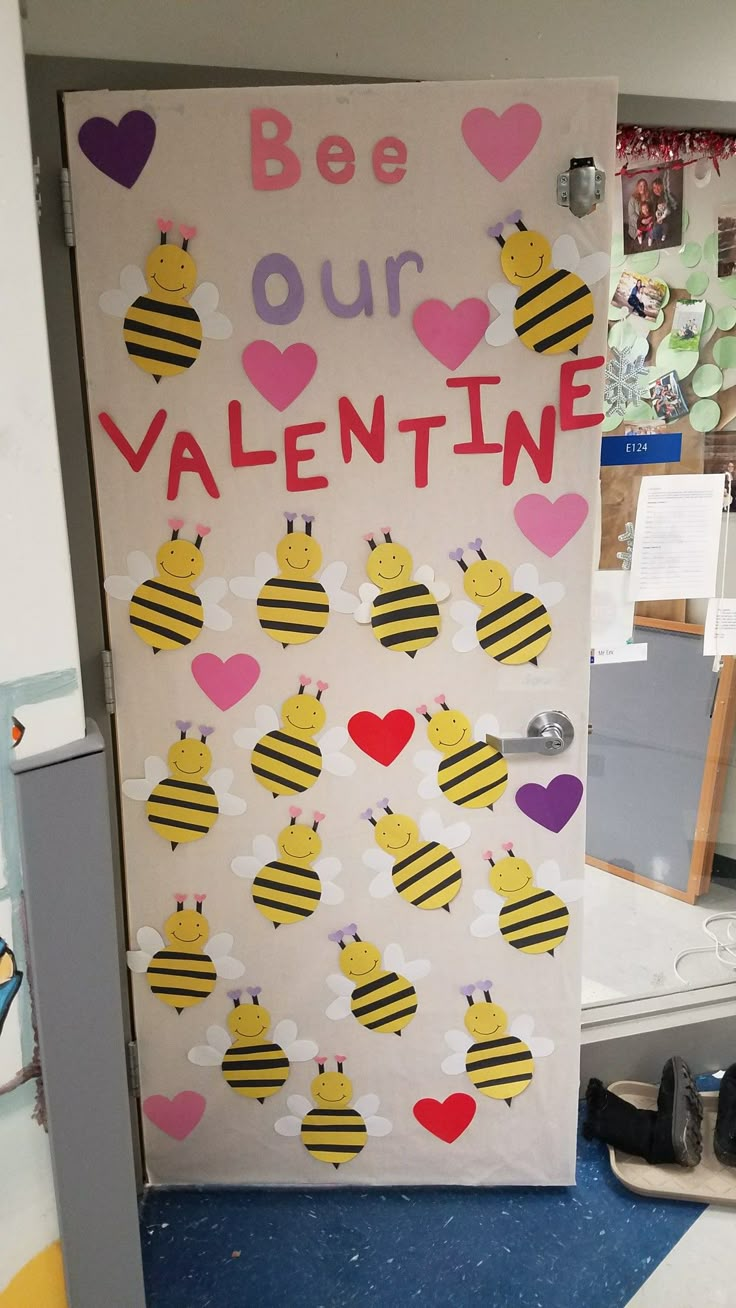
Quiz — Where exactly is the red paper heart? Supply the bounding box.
[143,1091,206,1140]
[413,1093,477,1143]
[347,710,415,766]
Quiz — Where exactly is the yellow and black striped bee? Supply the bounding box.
[355,529,449,658]
[362,802,463,912]
[100,220,232,383]
[239,678,354,799]
[442,983,554,1107]
[123,722,246,850]
[450,542,552,666]
[127,895,244,1013]
[326,926,429,1035]
[104,520,232,655]
[478,846,572,957]
[232,809,343,928]
[418,697,508,810]
[489,211,595,356]
[188,988,317,1103]
[275,1057,391,1168]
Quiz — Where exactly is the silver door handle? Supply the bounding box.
[487,710,574,757]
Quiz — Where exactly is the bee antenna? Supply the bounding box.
[168,517,184,540]
[506,210,526,232]
[483,850,495,866]
[434,695,450,712]
[199,725,214,743]
[175,719,191,740]
[179,223,197,252]
[376,798,393,815]
[416,705,432,722]
[316,681,328,701]
[227,989,242,1008]
[298,675,311,695]
[285,511,296,534]
[173,893,185,911]
[194,523,210,550]
[460,984,476,1004]
[360,808,376,826]
[449,548,468,571]
[363,533,377,551]
[313,811,325,831]
[314,1056,327,1072]
[487,221,505,247]
[382,528,392,543]
[501,842,514,855]
[302,514,314,537]
[328,928,345,946]
[479,979,493,1003]
[468,537,486,561]
[194,893,206,913]
[157,217,170,244]
[336,1057,345,1073]
[246,986,262,1005]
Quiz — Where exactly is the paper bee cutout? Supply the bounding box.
[354,528,449,657]
[471,846,582,956]
[123,721,246,849]
[442,982,554,1106]
[450,547,564,664]
[231,808,343,927]
[361,802,468,912]
[325,925,430,1034]
[188,987,317,1102]
[234,677,355,798]
[105,520,231,654]
[99,219,232,381]
[127,894,244,1012]
[275,1056,391,1168]
[0,938,22,1038]
[414,697,507,810]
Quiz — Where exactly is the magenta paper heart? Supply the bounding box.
[515,774,583,833]
[462,104,542,182]
[413,299,491,370]
[143,1091,206,1140]
[78,110,156,188]
[192,653,260,711]
[513,494,589,558]
[242,341,317,411]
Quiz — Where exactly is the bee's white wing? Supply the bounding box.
[214,956,246,980]
[230,553,277,600]
[99,265,146,316]
[321,727,356,777]
[326,974,353,996]
[513,564,565,610]
[556,879,584,903]
[286,1094,312,1119]
[104,550,153,601]
[442,1030,472,1075]
[470,914,499,940]
[126,951,151,973]
[276,1019,318,1062]
[254,833,278,865]
[231,855,259,881]
[413,750,441,799]
[354,581,379,624]
[474,714,500,745]
[123,755,167,801]
[551,234,581,274]
[576,252,610,286]
[383,943,431,983]
[365,1115,392,1137]
[413,565,450,603]
[136,925,165,955]
[274,1116,302,1137]
[419,809,471,850]
[485,284,518,345]
[450,601,480,653]
[209,769,247,816]
[189,282,233,340]
[195,576,232,631]
[510,1015,555,1058]
[206,931,234,960]
[103,574,137,602]
[316,857,343,905]
[319,560,359,615]
[234,706,279,752]
[187,1045,223,1066]
[354,1093,379,1119]
[325,994,352,1021]
[363,848,394,900]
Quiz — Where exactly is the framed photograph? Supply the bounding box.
[717,206,736,279]
[669,298,706,352]
[621,166,684,254]
[704,429,736,512]
[649,370,689,424]
[611,270,668,322]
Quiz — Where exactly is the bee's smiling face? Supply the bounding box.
[464,559,511,605]
[155,539,204,582]
[228,1004,271,1041]
[465,1001,508,1040]
[281,693,326,737]
[163,909,208,948]
[366,542,412,590]
[374,813,419,856]
[427,709,472,755]
[490,856,533,897]
[311,1071,353,1109]
[167,738,212,780]
[145,244,197,299]
[276,531,322,580]
[500,230,552,286]
[340,940,381,982]
[277,824,321,862]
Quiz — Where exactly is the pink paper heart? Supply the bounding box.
[413,299,491,370]
[513,494,589,557]
[242,341,317,411]
[462,104,542,182]
[192,653,260,711]
[143,1091,206,1140]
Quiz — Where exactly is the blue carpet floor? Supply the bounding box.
[141,1111,705,1308]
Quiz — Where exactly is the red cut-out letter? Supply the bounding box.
[559,355,605,430]
[447,376,503,455]
[339,395,385,465]
[316,135,356,184]
[98,409,166,472]
[397,414,447,489]
[167,431,220,500]
[250,109,301,191]
[372,136,407,184]
[503,405,556,486]
[228,400,278,468]
[284,422,329,492]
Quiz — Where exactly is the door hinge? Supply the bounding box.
[126,1041,140,1098]
[102,649,116,715]
[60,167,75,247]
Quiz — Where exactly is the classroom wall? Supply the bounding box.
[19,0,736,101]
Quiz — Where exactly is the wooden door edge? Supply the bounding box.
[689,655,736,899]
[585,855,697,904]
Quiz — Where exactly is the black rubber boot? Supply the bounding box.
[583,1055,703,1167]
[714,1062,736,1167]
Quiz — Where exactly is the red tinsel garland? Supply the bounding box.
[616,124,736,176]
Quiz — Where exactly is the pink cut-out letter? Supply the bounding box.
[284,422,329,492]
[559,356,605,430]
[447,376,503,455]
[228,400,278,469]
[339,395,385,465]
[250,109,301,191]
[316,135,355,184]
[372,136,407,184]
[398,414,447,489]
[502,405,556,487]
[167,431,220,500]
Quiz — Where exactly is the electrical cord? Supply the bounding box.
[673,913,736,984]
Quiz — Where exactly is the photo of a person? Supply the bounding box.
[717,207,736,279]
[611,270,668,322]
[651,176,672,244]
[649,370,689,424]
[723,462,734,512]
[636,200,655,247]
[705,436,736,510]
[622,167,683,254]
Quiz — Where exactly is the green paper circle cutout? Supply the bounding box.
[713,336,736,370]
[680,242,702,268]
[655,332,699,380]
[716,305,736,331]
[703,303,714,335]
[682,209,690,232]
[627,250,660,273]
[692,364,723,397]
[686,271,709,296]
[623,399,657,426]
[704,232,719,264]
[689,398,721,432]
[722,276,736,300]
[602,409,623,433]
[652,309,665,330]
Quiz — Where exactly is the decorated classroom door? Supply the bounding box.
[65,78,615,1186]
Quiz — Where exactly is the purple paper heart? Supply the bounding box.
[515,773,583,833]
[78,110,156,188]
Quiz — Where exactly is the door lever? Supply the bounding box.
[487,710,574,757]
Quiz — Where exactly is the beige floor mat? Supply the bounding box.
[607,1080,736,1205]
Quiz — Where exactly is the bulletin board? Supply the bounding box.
[64,78,615,1187]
